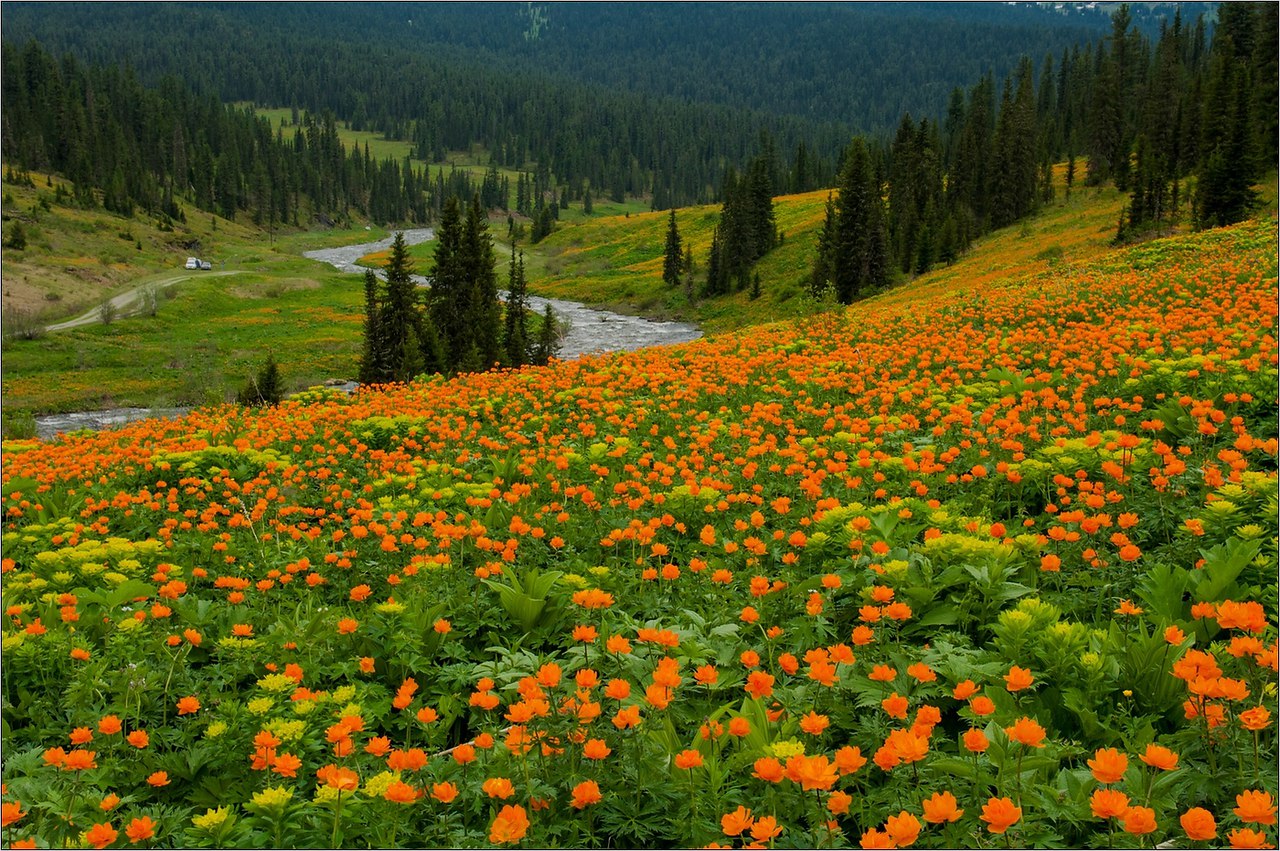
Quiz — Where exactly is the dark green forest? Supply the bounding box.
[1,2,1272,288]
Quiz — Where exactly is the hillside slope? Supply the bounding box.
[2,211,1275,848]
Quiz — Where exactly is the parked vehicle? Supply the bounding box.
[184,257,199,270]
[200,260,212,270]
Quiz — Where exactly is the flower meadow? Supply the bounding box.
[1,219,1277,849]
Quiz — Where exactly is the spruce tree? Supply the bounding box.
[532,303,559,365]
[463,196,502,369]
[429,196,469,372]
[662,209,683,288]
[381,232,420,382]
[357,269,387,384]
[503,246,530,367]
[831,138,888,305]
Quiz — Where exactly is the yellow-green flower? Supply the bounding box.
[193,807,231,830]
[257,673,295,693]
[769,739,805,759]
[247,697,275,716]
[251,786,293,811]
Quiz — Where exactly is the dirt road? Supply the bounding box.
[44,270,242,332]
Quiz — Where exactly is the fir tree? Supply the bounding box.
[662,209,683,288]
[503,246,530,367]
[532,303,560,365]
[357,269,387,383]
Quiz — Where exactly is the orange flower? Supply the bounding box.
[834,745,867,775]
[728,717,750,737]
[98,715,122,735]
[922,791,964,823]
[146,770,170,787]
[483,777,516,799]
[63,750,97,771]
[1088,747,1128,784]
[752,756,785,783]
[384,780,417,804]
[1228,828,1277,849]
[489,804,530,844]
[125,816,157,842]
[1,801,27,828]
[1139,743,1179,771]
[432,782,459,803]
[1241,706,1272,731]
[99,794,121,812]
[337,617,358,634]
[1004,665,1034,691]
[963,728,990,753]
[582,738,611,760]
[70,727,93,745]
[885,811,921,846]
[881,693,909,719]
[750,815,782,842]
[176,696,200,715]
[1122,806,1157,835]
[980,797,1021,834]
[272,752,302,778]
[860,828,896,849]
[828,791,853,815]
[868,664,897,682]
[1090,789,1130,819]
[1235,790,1278,825]
[785,754,838,791]
[969,696,996,716]
[84,822,118,849]
[1004,716,1047,748]
[673,749,703,770]
[799,711,830,735]
[744,671,775,699]
[1180,807,1217,841]
[570,779,603,809]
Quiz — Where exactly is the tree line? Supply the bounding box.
[358,197,559,386]
[808,3,1277,306]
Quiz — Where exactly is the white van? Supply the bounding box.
[185,257,199,270]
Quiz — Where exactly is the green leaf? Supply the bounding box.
[1194,538,1262,602]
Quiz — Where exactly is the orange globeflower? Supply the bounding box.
[750,816,782,842]
[922,791,964,823]
[384,780,417,804]
[1004,666,1034,691]
[1139,743,1179,771]
[98,715,123,736]
[1122,806,1157,836]
[673,749,703,770]
[125,816,157,843]
[744,671,775,699]
[582,739,611,760]
[1090,789,1131,819]
[99,794,121,812]
[799,711,830,735]
[881,693,909,719]
[337,618,358,635]
[834,745,867,775]
[1180,807,1217,841]
[84,822,118,849]
[1004,716,1047,748]
[2,801,27,828]
[786,754,838,791]
[432,782,459,804]
[1235,790,1278,825]
[860,828,896,849]
[570,780,603,809]
[1088,747,1128,783]
[63,750,97,771]
[1228,828,1277,849]
[176,696,200,715]
[721,806,754,836]
[828,791,853,815]
[980,797,1021,834]
[1241,706,1272,731]
[752,756,785,783]
[482,777,516,799]
[886,811,921,846]
[70,727,93,745]
[146,771,170,787]
[489,804,530,844]
[969,696,996,716]
[963,728,990,753]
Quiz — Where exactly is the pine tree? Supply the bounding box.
[503,246,530,366]
[238,354,284,407]
[429,196,470,372]
[532,303,559,365]
[831,138,888,305]
[662,209,683,288]
[380,232,421,382]
[357,269,387,384]
[462,196,501,369]
[809,194,836,298]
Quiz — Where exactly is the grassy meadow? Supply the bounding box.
[0,210,1275,849]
